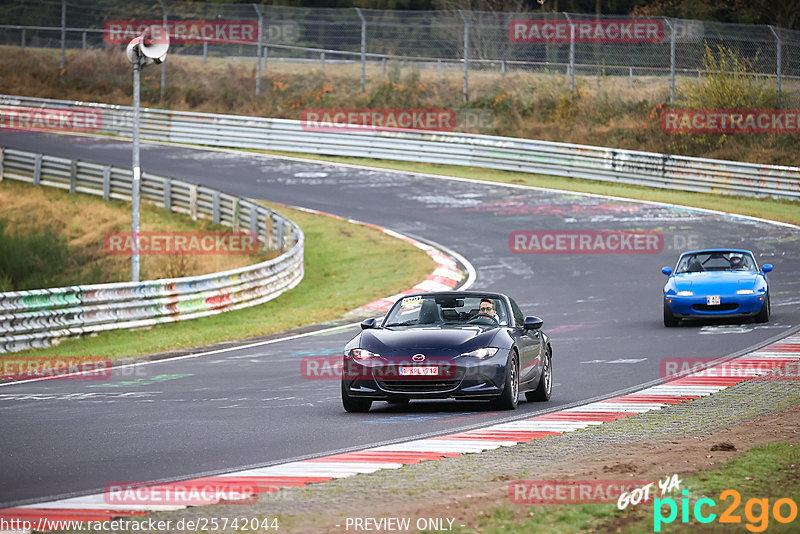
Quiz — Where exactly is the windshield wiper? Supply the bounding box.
[384,321,418,327]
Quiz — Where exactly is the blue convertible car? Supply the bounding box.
[662,249,773,327]
[341,291,552,412]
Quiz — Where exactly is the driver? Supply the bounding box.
[729,255,743,270]
[478,298,499,321]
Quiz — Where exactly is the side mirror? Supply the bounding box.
[360,318,377,330]
[662,266,673,276]
[523,316,543,330]
[762,264,773,273]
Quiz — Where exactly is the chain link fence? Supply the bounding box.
[1,0,798,106]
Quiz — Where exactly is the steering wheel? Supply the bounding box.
[467,313,499,325]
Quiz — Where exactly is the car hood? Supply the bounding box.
[673,271,759,292]
[361,326,497,353]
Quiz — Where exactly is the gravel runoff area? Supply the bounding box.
[95,362,800,534]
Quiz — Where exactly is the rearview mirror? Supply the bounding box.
[523,316,543,330]
[662,266,672,276]
[361,318,377,330]
[762,264,773,273]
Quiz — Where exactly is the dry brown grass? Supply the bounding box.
[0,179,274,288]
[1,46,798,166]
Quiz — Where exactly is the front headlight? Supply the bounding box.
[736,289,755,295]
[348,348,381,360]
[677,290,694,296]
[460,347,499,359]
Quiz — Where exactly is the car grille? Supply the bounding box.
[692,303,738,312]
[376,368,464,393]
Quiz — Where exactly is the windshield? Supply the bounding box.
[383,295,509,327]
[676,251,757,273]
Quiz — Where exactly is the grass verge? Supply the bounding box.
[254,150,800,227]
[461,442,800,534]
[0,201,433,361]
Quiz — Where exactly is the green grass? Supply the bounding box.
[254,151,800,227]
[453,442,800,534]
[1,202,433,360]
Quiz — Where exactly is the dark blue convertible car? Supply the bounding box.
[662,249,773,326]
[341,291,552,412]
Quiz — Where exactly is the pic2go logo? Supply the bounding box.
[654,489,798,532]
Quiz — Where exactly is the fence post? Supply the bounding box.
[82,31,86,51]
[33,154,43,186]
[355,8,366,94]
[60,0,66,75]
[21,28,26,50]
[320,51,325,69]
[769,26,783,108]
[629,66,633,87]
[203,41,208,64]
[158,0,167,102]
[664,17,675,103]
[564,12,575,99]
[458,10,469,102]
[163,178,171,210]
[0,147,4,182]
[254,4,263,96]
[264,46,269,70]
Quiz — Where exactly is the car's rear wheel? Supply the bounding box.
[341,381,372,413]
[526,345,552,402]
[664,299,679,327]
[491,352,519,410]
[755,293,770,323]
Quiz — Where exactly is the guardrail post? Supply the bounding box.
[33,153,43,186]
[189,185,198,221]
[102,165,111,200]
[249,206,259,245]
[0,147,4,182]
[769,26,782,108]
[69,160,77,194]
[233,198,241,231]
[355,7,367,94]
[458,10,469,102]
[212,191,220,224]
[163,178,171,210]
[265,212,273,250]
[254,4,263,96]
[278,218,285,252]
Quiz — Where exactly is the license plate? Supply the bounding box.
[707,295,721,306]
[399,366,438,376]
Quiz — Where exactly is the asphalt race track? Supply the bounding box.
[2,132,800,507]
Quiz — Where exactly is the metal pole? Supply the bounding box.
[458,10,469,102]
[203,41,208,64]
[82,31,86,51]
[158,0,167,102]
[355,8,366,94]
[60,0,66,75]
[564,13,574,99]
[664,18,675,103]
[132,58,142,282]
[769,26,782,108]
[254,4,263,96]
[21,28,25,50]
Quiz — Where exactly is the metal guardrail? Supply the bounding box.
[2,94,798,200]
[0,146,304,353]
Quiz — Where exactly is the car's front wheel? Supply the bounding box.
[526,345,552,402]
[754,293,770,323]
[491,352,519,410]
[341,381,372,413]
[664,299,679,327]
